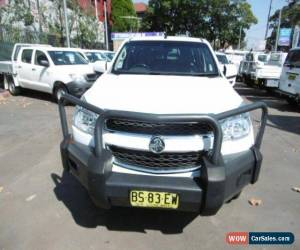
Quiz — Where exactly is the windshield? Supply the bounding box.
[284,50,300,67]
[216,54,229,64]
[113,41,219,76]
[267,53,282,66]
[48,51,88,65]
[258,54,268,63]
[85,52,107,63]
[104,52,115,61]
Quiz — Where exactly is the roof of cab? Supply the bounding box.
[21,46,85,52]
[127,36,209,45]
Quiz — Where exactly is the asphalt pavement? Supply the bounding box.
[0,84,299,250]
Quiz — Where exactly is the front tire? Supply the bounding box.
[53,84,68,103]
[286,97,298,106]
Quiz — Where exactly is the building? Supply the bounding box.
[78,0,112,24]
[134,2,148,18]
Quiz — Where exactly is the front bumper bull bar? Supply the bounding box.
[58,94,268,215]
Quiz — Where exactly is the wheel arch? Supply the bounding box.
[53,81,68,94]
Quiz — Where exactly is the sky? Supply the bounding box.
[133,0,288,49]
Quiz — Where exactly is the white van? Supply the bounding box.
[278,48,300,104]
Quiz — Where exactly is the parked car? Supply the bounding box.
[58,36,267,215]
[0,44,97,100]
[216,52,238,86]
[277,48,300,104]
[250,52,287,89]
[238,52,269,85]
[82,49,116,74]
[224,49,249,69]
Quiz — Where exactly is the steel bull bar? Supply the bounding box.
[58,94,268,215]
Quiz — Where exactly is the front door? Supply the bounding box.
[31,50,52,93]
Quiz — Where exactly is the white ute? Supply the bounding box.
[278,48,300,105]
[58,36,267,215]
[216,52,238,86]
[0,44,97,100]
[251,52,287,88]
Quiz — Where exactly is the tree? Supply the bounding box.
[141,0,257,49]
[266,2,300,50]
[111,0,137,32]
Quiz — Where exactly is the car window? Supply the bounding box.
[284,50,300,67]
[104,52,115,61]
[48,51,88,65]
[245,53,254,61]
[258,55,268,63]
[35,50,49,66]
[21,49,33,64]
[113,41,219,76]
[267,53,281,66]
[216,54,229,64]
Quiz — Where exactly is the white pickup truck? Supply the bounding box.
[82,49,115,75]
[58,36,267,215]
[238,52,269,85]
[250,52,287,88]
[216,52,238,86]
[0,43,97,100]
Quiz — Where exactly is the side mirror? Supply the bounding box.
[93,60,107,73]
[223,65,227,76]
[39,59,49,67]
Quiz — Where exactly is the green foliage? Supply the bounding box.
[0,0,34,26]
[267,2,300,49]
[112,0,137,32]
[141,0,257,49]
[0,0,103,48]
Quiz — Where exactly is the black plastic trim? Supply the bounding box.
[58,94,268,214]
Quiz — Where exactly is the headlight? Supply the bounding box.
[220,113,251,141]
[73,100,99,135]
[69,74,86,83]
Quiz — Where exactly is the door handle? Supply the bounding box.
[17,66,22,69]
[32,68,36,71]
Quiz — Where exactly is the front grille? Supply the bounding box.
[110,146,203,171]
[85,73,98,82]
[106,119,212,136]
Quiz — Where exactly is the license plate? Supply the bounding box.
[266,79,279,87]
[130,190,179,209]
[288,74,297,80]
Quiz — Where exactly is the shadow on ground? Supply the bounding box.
[51,171,198,234]
[18,89,54,103]
[235,83,300,113]
[267,114,300,135]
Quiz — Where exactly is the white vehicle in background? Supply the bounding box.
[216,52,238,86]
[238,52,269,85]
[0,44,97,100]
[82,49,116,75]
[278,48,300,105]
[224,49,248,69]
[250,52,287,89]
